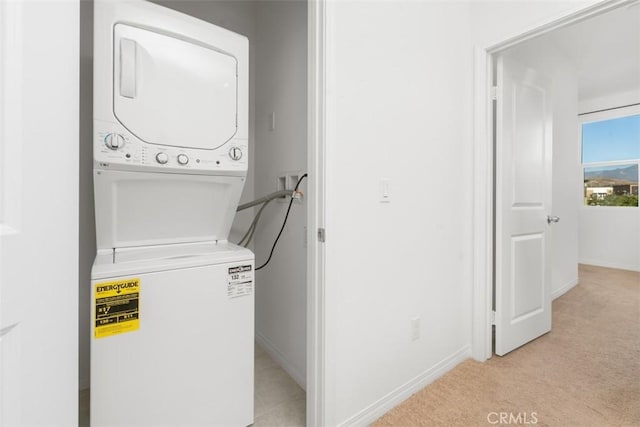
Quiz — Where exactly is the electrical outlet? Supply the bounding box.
[276,171,304,203]
[411,316,420,341]
[290,173,304,204]
[287,174,300,190]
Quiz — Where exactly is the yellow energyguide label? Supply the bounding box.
[94,278,140,339]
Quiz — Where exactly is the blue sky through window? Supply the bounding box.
[582,114,640,163]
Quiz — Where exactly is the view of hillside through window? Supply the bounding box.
[582,113,640,207]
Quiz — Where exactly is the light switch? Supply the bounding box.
[380,179,390,203]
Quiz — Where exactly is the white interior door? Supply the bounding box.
[495,55,554,356]
[1,4,25,425]
[0,1,79,425]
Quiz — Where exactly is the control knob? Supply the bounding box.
[155,152,169,164]
[229,147,243,161]
[177,154,189,165]
[104,133,125,150]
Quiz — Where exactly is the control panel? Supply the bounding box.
[94,121,248,174]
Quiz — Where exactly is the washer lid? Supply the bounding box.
[91,242,254,280]
[113,24,238,150]
[93,169,245,251]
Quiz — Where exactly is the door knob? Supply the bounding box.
[547,215,560,224]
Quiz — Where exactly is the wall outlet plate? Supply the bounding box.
[277,171,304,203]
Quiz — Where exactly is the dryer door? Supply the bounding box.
[113,24,238,150]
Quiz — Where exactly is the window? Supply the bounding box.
[581,109,640,207]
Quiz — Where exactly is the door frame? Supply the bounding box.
[471,0,633,361]
[307,0,327,426]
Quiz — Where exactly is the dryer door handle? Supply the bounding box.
[120,38,137,99]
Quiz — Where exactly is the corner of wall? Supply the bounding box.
[578,89,640,114]
[252,0,308,387]
[339,346,471,427]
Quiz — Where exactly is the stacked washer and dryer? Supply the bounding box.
[90,1,254,425]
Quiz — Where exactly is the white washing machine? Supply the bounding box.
[90,1,253,425]
[91,243,254,427]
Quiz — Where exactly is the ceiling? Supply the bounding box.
[546,3,640,102]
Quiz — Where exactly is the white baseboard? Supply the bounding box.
[340,345,472,427]
[552,277,579,300]
[579,259,640,272]
[255,331,306,390]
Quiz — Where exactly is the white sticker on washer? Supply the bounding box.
[227,265,253,298]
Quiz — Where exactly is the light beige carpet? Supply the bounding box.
[374,264,640,427]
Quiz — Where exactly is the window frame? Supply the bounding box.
[580,104,640,208]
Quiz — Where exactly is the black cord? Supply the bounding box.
[256,173,308,271]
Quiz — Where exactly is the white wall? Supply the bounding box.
[321,0,604,424]
[579,90,640,114]
[323,2,474,424]
[578,97,640,272]
[502,37,581,299]
[253,0,308,388]
[469,0,601,48]
[579,206,640,271]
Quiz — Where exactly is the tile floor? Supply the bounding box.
[253,344,305,426]
[79,343,305,426]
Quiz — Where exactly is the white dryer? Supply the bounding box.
[90,1,253,426]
